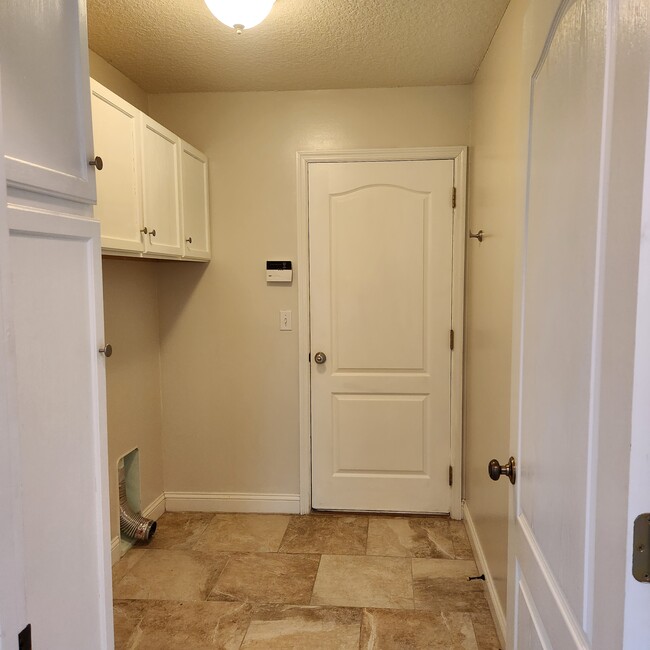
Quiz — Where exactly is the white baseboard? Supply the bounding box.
[462,501,507,648]
[164,491,300,514]
[142,492,166,520]
[110,536,121,566]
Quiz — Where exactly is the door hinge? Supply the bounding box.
[18,624,31,650]
[449,466,453,487]
[452,187,457,209]
[450,329,455,351]
[632,513,650,582]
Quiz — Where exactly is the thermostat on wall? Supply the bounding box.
[266,260,293,283]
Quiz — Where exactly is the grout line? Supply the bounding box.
[309,553,323,606]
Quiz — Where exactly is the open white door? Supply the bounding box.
[0,70,27,650]
[622,68,650,649]
[506,0,650,648]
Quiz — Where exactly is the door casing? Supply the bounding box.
[296,147,467,517]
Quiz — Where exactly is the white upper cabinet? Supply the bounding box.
[141,116,183,257]
[89,80,210,261]
[0,0,97,204]
[90,80,145,253]
[181,141,211,261]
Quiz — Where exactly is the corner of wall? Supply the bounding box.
[88,49,149,114]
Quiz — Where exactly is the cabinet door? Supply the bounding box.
[91,80,145,254]
[8,207,113,650]
[141,116,183,257]
[181,141,211,261]
[0,0,97,204]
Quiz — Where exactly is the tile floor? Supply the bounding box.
[112,512,502,649]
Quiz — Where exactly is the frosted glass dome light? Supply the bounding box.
[204,0,276,34]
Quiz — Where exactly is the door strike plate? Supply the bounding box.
[632,513,650,582]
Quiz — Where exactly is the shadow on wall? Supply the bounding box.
[157,258,211,341]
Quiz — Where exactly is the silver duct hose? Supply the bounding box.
[119,478,157,541]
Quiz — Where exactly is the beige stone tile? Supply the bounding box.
[450,520,475,560]
[113,600,147,650]
[113,550,229,601]
[112,548,147,587]
[209,553,321,605]
[446,612,481,650]
[359,608,478,650]
[279,514,368,555]
[145,512,214,551]
[193,513,290,553]
[471,607,502,649]
[114,599,252,650]
[412,558,478,579]
[241,604,362,649]
[311,555,413,610]
[367,517,455,559]
[412,559,488,613]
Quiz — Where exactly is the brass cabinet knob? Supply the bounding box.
[89,156,103,171]
[488,457,516,485]
[185,236,192,244]
[140,227,148,235]
[150,229,157,237]
[99,344,113,358]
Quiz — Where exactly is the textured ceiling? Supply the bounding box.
[87,0,510,93]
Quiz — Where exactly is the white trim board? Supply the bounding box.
[142,492,166,521]
[463,501,507,647]
[164,492,300,514]
[110,536,121,566]
[296,147,468,517]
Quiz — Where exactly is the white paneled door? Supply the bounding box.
[310,160,455,512]
[507,0,650,647]
[8,209,113,650]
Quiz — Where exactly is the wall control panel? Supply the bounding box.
[266,260,292,283]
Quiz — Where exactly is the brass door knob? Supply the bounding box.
[89,156,103,171]
[99,344,113,358]
[488,457,516,485]
[314,352,327,364]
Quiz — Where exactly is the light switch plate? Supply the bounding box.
[280,310,292,331]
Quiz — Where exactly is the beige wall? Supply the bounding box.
[89,50,149,114]
[90,52,164,540]
[148,87,472,495]
[465,0,529,613]
[102,259,164,539]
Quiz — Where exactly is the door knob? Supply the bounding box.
[314,352,327,364]
[488,456,516,485]
[99,344,113,358]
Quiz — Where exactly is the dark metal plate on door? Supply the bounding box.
[632,513,650,582]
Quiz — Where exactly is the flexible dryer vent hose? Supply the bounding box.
[119,479,157,541]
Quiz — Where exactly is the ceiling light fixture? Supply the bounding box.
[204,0,276,35]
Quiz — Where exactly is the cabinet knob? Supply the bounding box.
[150,229,157,237]
[185,236,193,244]
[89,156,103,171]
[140,227,148,235]
[99,344,113,358]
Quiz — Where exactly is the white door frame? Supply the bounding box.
[296,147,467,518]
